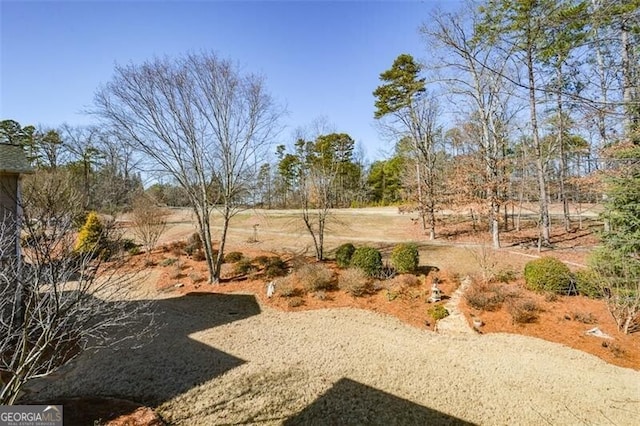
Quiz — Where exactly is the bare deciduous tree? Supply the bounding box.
[423,9,516,248]
[130,195,169,256]
[93,52,282,283]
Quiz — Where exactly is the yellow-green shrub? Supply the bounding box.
[74,211,103,254]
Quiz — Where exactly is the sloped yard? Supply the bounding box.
[24,206,640,424]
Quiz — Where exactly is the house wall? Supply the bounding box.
[0,173,19,261]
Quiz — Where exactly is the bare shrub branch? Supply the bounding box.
[0,213,153,405]
[130,195,169,255]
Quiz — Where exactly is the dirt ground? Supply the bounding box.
[26,208,640,425]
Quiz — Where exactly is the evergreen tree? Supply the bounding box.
[591,140,640,334]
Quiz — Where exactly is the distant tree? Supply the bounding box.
[35,129,64,170]
[475,0,557,246]
[367,153,405,205]
[93,52,282,283]
[374,54,442,239]
[424,9,515,247]
[60,124,103,211]
[93,131,144,214]
[278,132,357,260]
[255,163,273,208]
[130,195,169,256]
[0,120,31,145]
[275,145,300,207]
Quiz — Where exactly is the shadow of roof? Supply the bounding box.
[284,378,476,426]
[29,292,260,410]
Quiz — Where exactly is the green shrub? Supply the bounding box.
[161,257,178,267]
[427,304,449,321]
[574,269,604,298]
[350,246,382,277]
[264,257,288,278]
[297,263,334,292]
[254,255,272,267]
[224,251,244,263]
[234,258,256,275]
[335,243,356,268]
[74,211,103,253]
[122,238,137,252]
[338,268,371,297]
[523,257,572,294]
[390,243,419,273]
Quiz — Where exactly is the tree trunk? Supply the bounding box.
[214,209,232,284]
[556,65,571,232]
[193,205,216,284]
[428,206,436,241]
[491,201,501,249]
[528,48,551,247]
[621,19,633,134]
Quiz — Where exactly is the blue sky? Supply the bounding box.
[1,0,463,160]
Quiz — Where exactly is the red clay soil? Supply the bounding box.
[459,283,640,371]
[150,244,639,371]
[48,220,638,425]
[154,250,459,332]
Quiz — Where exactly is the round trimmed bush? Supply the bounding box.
[390,243,419,273]
[224,251,244,263]
[574,268,603,299]
[335,243,356,268]
[523,257,572,294]
[350,246,382,277]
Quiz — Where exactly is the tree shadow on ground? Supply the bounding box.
[24,292,260,422]
[284,378,476,425]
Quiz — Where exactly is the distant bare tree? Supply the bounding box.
[423,9,516,248]
[59,124,102,210]
[93,52,282,283]
[130,195,169,256]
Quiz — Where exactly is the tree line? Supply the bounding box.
[2,0,638,282]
